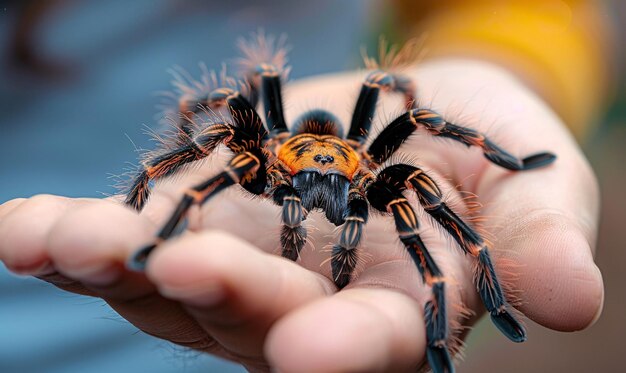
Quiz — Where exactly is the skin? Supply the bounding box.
[0,59,603,372]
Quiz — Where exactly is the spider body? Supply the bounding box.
[124,34,556,373]
[278,133,359,179]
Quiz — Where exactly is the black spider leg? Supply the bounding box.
[125,122,234,210]
[171,85,236,141]
[125,88,268,211]
[250,64,289,136]
[128,150,266,271]
[366,108,556,169]
[367,177,454,373]
[379,164,526,343]
[127,90,269,269]
[331,169,373,288]
[269,167,307,261]
[347,70,417,146]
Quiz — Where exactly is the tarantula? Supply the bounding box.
[124,34,555,373]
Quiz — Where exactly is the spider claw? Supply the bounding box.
[490,310,527,343]
[127,243,158,272]
[426,345,455,373]
[521,152,557,170]
[483,150,521,170]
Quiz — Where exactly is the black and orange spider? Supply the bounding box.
[123,34,556,373]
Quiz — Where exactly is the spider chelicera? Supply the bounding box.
[123,34,556,373]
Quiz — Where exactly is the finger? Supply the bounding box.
[266,288,427,373]
[0,198,26,219]
[477,118,602,331]
[266,226,472,373]
[45,200,225,352]
[146,230,334,360]
[0,195,85,275]
[46,200,156,298]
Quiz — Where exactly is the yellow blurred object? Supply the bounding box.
[392,0,614,140]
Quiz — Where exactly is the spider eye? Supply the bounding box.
[313,154,334,165]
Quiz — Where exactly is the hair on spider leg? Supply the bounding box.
[235,29,291,80]
[447,301,475,358]
[474,246,525,306]
[361,34,428,72]
[320,223,374,287]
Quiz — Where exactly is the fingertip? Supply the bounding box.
[0,195,72,274]
[266,289,426,373]
[502,212,604,331]
[266,298,393,373]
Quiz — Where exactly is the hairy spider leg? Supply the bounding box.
[168,82,249,142]
[253,64,289,135]
[367,177,454,373]
[331,170,373,288]
[175,95,218,139]
[125,89,268,211]
[236,32,290,135]
[380,164,526,343]
[127,89,269,269]
[269,169,307,261]
[240,61,288,136]
[366,109,557,169]
[128,150,265,270]
[125,123,234,210]
[347,70,417,146]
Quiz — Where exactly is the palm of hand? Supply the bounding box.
[0,61,602,373]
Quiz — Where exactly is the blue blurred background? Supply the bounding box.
[1,1,624,372]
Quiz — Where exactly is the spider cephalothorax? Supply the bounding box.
[124,33,556,373]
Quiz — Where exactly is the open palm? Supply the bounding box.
[0,60,603,372]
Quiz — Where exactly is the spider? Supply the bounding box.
[123,34,556,373]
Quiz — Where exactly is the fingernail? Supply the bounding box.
[10,260,55,276]
[158,282,225,308]
[588,283,605,328]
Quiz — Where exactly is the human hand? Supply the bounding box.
[0,59,603,372]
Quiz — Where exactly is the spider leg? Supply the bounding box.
[125,123,234,210]
[169,83,240,141]
[379,164,526,343]
[125,89,268,210]
[266,164,307,261]
[367,179,454,373]
[347,70,417,146]
[366,108,556,169]
[256,65,288,135]
[273,184,307,261]
[128,150,265,270]
[331,170,374,288]
[236,32,290,136]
